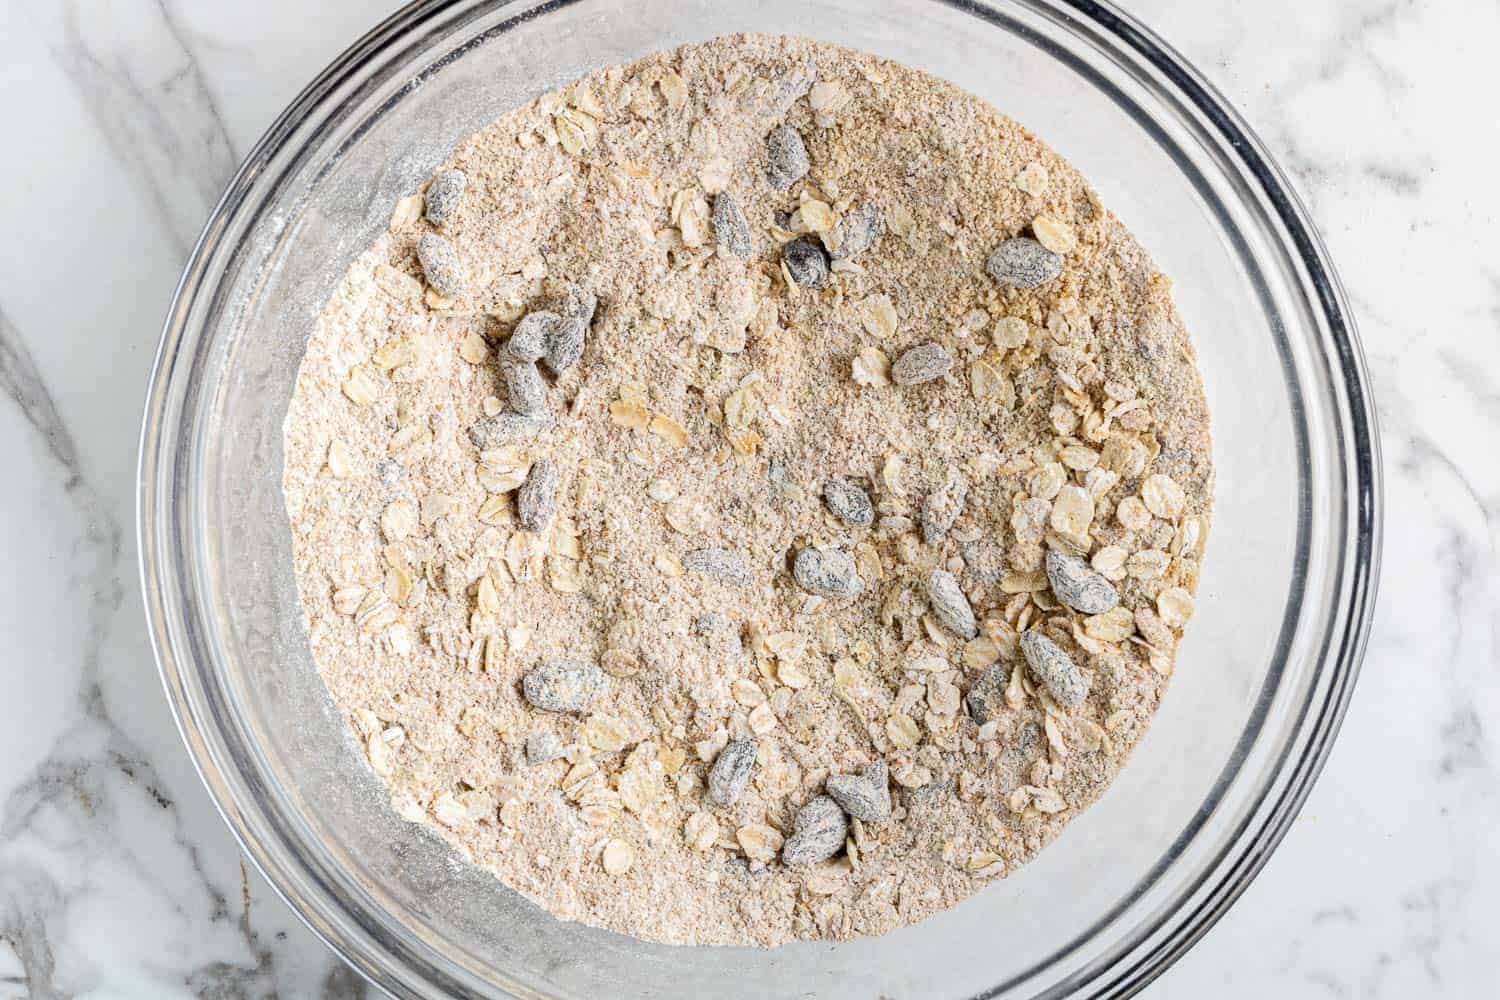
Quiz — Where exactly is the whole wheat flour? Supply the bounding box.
[282,33,1213,947]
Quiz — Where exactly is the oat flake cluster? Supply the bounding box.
[283,34,1212,947]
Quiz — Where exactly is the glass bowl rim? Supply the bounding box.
[137,0,1382,996]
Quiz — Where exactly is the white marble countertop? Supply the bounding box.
[0,1,1493,996]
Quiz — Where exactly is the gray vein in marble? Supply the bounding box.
[1313,0,1414,94]
[49,0,239,257]
[322,962,372,998]
[1214,0,1433,216]
[1392,419,1500,683]
[0,309,78,475]
[1387,428,1496,775]
[1390,876,1468,991]
[1259,118,1433,214]
[0,871,60,1000]
[0,295,369,995]
[1310,904,1358,925]
[0,305,365,996]
[1305,971,1353,998]
[155,0,237,155]
[1438,706,1489,782]
[1264,122,1333,211]
[1393,428,1495,527]
[1360,161,1424,196]
[1440,348,1500,448]
[0,309,120,996]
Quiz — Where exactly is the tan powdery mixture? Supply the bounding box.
[282,34,1212,946]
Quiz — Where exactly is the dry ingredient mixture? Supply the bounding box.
[282,34,1213,947]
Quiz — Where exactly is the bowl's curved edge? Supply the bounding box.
[137,2,495,997]
[1061,2,1382,996]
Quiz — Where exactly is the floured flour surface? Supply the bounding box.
[282,34,1212,947]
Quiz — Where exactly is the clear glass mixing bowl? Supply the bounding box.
[138,1,1381,996]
